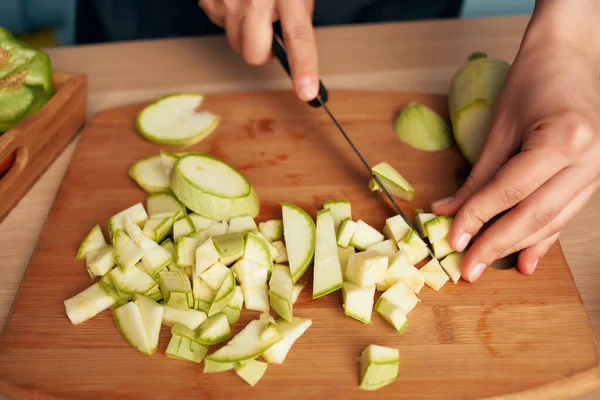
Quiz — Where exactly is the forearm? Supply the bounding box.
[522,0,600,64]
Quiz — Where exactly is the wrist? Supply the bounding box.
[521,0,600,64]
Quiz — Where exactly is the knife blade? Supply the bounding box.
[271,26,438,262]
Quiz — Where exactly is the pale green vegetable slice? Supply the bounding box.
[136,94,220,146]
[366,239,398,259]
[205,314,283,363]
[371,162,415,201]
[192,275,216,312]
[143,214,174,243]
[449,53,510,164]
[313,209,343,299]
[377,280,420,315]
[108,203,148,240]
[86,246,115,277]
[432,237,454,259]
[201,262,230,291]
[345,250,388,287]
[173,216,195,241]
[222,286,244,324]
[258,219,283,241]
[382,215,411,243]
[268,264,294,322]
[440,252,463,284]
[424,216,453,242]
[64,282,117,325]
[203,359,236,373]
[282,203,316,283]
[359,345,400,391]
[166,334,207,363]
[162,305,207,329]
[242,284,269,312]
[336,218,357,248]
[397,229,429,265]
[208,270,236,316]
[110,265,157,295]
[194,237,220,275]
[232,259,268,287]
[228,215,257,234]
[129,154,170,194]
[124,216,173,275]
[235,360,268,387]
[170,154,259,221]
[262,317,312,364]
[159,270,192,309]
[114,301,154,355]
[113,230,143,271]
[350,220,384,251]
[386,250,424,293]
[243,232,273,272]
[342,282,375,324]
[159,150,180,178]
[368,179,380,192]
[75,224,106,261]
[197,313,231,345]
[420,258,449,291]
[415,212,436,238]
[146,192,186,219]
[375,298,408,334]
[338,246,355,279]
[291,284,304,304]
[271,241,288,264]
[175,236,199,268]
[323,200,352,233]
[190,221,229,244]
[394,102,452,151]
[188,213,218,230]
[133,293,164,353]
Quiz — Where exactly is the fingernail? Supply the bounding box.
[468,263,486,282]
[456,233,472,252]
[297,77,316,101]
[431,196,453,209]
[530,259,539,275]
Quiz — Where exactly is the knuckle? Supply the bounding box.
[528,209,555,231]
[243,50,269,66]
[461,174,479,195]
[559,114,596,158]
[285,24,313,42]
[496,184,525,208]
[460,202,487,228]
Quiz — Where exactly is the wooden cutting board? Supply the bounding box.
[0,91,598,400]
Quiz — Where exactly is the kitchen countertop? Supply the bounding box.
[1,15,599,399]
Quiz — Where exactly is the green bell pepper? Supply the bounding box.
[0,26,53,132]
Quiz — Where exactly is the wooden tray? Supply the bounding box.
[0,90,598,400]
[0,71,87,222]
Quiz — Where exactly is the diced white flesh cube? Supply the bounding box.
[345,251,388,287]
[350,220,384,251]
[64,282,116,325]
[342,281,375,324]
[420,259,450,291]
[382,215,410,243]
[366,239,398,259]
[424,216,453,242]
[337,245,355,279]
[228,215,258,234]
[432,237,454,259]
[385,250,425,293]
[415,212,436,237]
[195,237,219,276]
[440,252,463,283]
[336,218,357,248]
[378,280,420,314]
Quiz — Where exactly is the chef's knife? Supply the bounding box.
[271,24,438,262]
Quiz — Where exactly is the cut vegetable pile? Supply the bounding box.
[65,90,470,390]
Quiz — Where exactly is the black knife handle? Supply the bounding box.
[271,22,328,107]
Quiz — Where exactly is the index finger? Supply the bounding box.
[277,0,319,101]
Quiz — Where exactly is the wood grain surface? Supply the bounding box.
[0,71,86,222]
[0,90,597,399]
